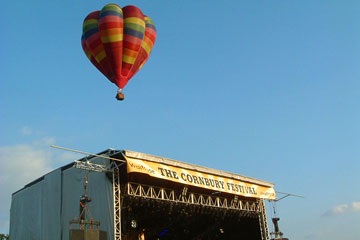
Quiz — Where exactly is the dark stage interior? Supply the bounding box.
[121,197,262,240]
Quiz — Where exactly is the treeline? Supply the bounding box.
[0,234,9,240]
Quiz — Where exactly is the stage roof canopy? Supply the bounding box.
[123,150,276,200]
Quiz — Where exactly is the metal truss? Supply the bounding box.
[72,155,123,240]
[258,199,270,240]
[72,156,121,240]
[126,182,261,214]
[126,182,271,239]
[74,160,112,173]
[51,146,125,240]
[112,162,122,240]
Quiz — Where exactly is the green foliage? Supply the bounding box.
[0,234,9,240]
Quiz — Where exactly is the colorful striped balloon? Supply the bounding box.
[82,11,114,82]
[81,35,111,81]
[81,4,156,96]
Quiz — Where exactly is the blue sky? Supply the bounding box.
[1,0,360,239]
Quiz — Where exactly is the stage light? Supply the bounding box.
[131,220,137,228]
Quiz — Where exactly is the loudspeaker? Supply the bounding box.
[70,229,107,240]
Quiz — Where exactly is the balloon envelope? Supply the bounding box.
[82,4,156,89]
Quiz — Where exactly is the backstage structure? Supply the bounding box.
[10,148,276,240]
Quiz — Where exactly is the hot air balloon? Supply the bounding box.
[81,4,157,100]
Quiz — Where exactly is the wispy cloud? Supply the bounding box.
[322,202,360,217]
[305,228,333,239]
[21,126,33,135]
[0,136,78,234]
[352,202,360,212]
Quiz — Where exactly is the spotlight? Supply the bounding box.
[131,220,137,228]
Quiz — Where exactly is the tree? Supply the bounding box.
[0,233,9,240]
